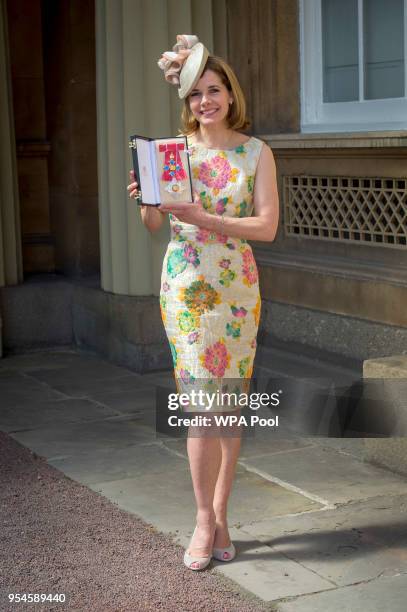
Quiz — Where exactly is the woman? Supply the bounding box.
[128,36,279,570]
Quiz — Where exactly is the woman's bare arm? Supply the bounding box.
[139,205,167,233]
[127,170,167,233]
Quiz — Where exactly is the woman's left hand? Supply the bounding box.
[158,192,209,225]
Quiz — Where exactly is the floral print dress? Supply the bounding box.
[160,136,264,411]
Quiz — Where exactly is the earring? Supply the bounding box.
[229,100,233,105]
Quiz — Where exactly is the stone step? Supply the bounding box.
[253,341,363,437]
[254,338,362,382]
[253,342,407,474]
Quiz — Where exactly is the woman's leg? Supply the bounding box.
[186,427,222,562]
[212,427,242,548]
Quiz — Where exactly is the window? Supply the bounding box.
[300,0,407,132]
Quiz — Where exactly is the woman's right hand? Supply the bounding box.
[127,170,143,204]
[128,170,166,232]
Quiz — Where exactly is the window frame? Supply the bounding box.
[299,0,407,133]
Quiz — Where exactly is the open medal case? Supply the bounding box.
[129,134,193,206]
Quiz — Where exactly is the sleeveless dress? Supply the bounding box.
[159,135,264,412]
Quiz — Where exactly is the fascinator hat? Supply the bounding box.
[157,34,210,99]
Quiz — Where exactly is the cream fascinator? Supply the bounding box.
[157,34,209,99]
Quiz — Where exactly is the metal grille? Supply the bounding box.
[284,176,407,248]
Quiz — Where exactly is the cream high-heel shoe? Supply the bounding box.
[212,524,237,561]
[212,542,236,562]
[183,527,213,571]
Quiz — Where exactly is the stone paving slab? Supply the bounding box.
[49,440,190,485]
[90,464,198,537]
[212,527,335,602]
[27,360,136,382]
[0,397,120,432]
[161,436,314,462]
[10,415,156,460]
[242,445,407,504]
[86,386,157,414]
[276,573,407,612]
[26,370,149,399]
[239,436,313,461]
[0,370,65,404]
[87,379,157,404]
[0,349,103,371]
[240,428,313,459]
[241,493,407,588]
[91,460,321,542]
[313,437,367,461]
[227,464,321,525]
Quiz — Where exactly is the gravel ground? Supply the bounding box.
[0,432,271,612]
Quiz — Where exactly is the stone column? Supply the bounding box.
[0,0,23,355]
[95,0,225,296]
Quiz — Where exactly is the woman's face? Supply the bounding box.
[188,69,232,128]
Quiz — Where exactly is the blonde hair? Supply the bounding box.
[179,55,251,135]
